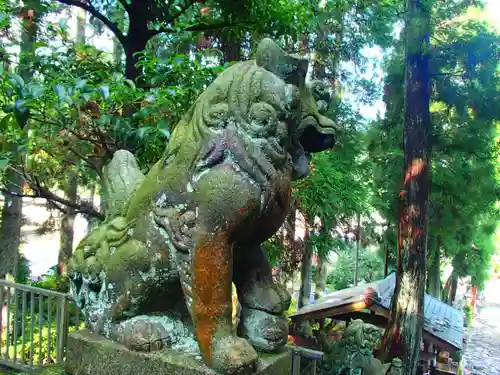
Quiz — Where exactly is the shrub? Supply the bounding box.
[326,249,384,291]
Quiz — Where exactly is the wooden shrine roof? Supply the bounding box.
[289,273,464,353]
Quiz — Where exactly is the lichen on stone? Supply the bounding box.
[67,37,340,375]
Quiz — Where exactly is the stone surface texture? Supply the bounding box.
[67,37,339,374]
[65,330,291,375]
[19,365,67,375]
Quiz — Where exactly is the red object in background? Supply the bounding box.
[471,286,477,312]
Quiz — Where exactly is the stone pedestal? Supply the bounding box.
[65,330,292,375]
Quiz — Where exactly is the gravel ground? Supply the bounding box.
[463,289,500,375]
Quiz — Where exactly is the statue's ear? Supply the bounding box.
[256,38,309,86]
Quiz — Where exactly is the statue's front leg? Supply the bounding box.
[168,231,256,374]
[233,245,291,352]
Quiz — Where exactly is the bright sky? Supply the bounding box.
[485,0,500,31]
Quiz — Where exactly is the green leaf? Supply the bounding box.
[52,84,66,103]
[74,79,87,90]
[158,120,170,139]
[28,84,44,99]
[33,41,48,49]
[124,79,136,90]
[2,104,13,113]
[14,99,26,111]
[0,158,9,171]
[14,107,29,129]
[0,114,12,128]
[7,73,25,90]
[99,85,110,100]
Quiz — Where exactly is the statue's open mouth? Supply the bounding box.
[291,115,337,179]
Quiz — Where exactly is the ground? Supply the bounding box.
[463,277,500,375]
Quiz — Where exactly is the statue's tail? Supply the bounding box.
[102,150,145,219]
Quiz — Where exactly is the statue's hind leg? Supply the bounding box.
[233,244,291,351]
[69,233,197,353]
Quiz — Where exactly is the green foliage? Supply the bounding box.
[31,275,70,294]
[326,248,384,290]
[368,5,500,290]
[16,254,31,285]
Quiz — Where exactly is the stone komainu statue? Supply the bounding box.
[68,38,339,375]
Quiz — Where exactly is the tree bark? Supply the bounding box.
[123,4,151,83]
[298,239,313,309]
[112,9,125,70]
[58,172,77,275]
[75,7,85,44]
[377,0,432,373]
[354,213,361,286]
[57,7,85,276]
[85,184,96,235]
[384,244,390,277]
[0,168,23,280]
[427,238,441,299]
[124,36,148,83]
[0,1,39,280]
[298,216,314,308]
[448,269,458,305]
[220,33,241,63]
[315,252,328,299]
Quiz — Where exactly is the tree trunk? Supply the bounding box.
[58,173,77,276]
[220,34,241,63]
[112,8,125,70]
[354,213,361,286]
[427,239,441,299]
[0,1,39,280]
[298,242,313,309]
[99,180,108,217]
[0,169,23,280]
[57,8,85,276]
[448,269,458,305]
[75,7,85,44]
[377,1,432,373]
[85,184,96,235]
[123,9,150,83]
[315,253,328,299]
[298,217,314,309]
[384,244,389,277]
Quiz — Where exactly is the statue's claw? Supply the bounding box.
[211,336,258,375]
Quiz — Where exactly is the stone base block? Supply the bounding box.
[19,365,67,375]
[65,330,292,375]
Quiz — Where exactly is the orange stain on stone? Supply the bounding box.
[193,232,232,365]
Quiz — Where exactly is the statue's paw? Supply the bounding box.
[240,282,291,315]
[111,315,197,353]
[238,307,288,352]
[212,336,258,375]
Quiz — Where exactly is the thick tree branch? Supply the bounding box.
[55,0,127,46]
[152,20,254,36]
[69,146,102,173]
[1,187,104,220]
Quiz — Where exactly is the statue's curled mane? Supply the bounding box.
[164,58,297,161]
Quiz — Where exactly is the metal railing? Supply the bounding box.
[0,280,81,372]
[0,279,322,375]
[289,346,324,375]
